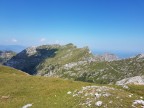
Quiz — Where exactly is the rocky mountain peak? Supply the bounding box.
[25,46,37,56]
[137,54,144,59]
[102,53,119,61]
[95,53,119,62]
[4,44,60,74]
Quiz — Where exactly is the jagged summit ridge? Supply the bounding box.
[5,43,92,75]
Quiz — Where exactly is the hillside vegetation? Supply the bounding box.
[5,44,144,84]
[0,65,144,108]
[67,55,144,84]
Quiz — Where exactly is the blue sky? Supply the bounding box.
[0,0,144,52]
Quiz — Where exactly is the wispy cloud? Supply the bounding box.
[40,38,46,42]
[55,40,59,44]
[11,39,18,43]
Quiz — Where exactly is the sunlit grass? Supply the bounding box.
[0,65,144,108]
[0,65,92,108]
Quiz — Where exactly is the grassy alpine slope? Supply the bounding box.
[0,65,144,108]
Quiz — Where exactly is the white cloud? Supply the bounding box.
[40,38,46,42]
[55,40,60,44]
[12,39,18,43]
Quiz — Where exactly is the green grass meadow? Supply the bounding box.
[0,65,144,108]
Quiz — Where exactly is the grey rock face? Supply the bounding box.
[0,51,16,64]
[116,76,144,85]
[25,46,37,56]
[102,53,119,61]
[137,54,144,59]
[95,53,119,62]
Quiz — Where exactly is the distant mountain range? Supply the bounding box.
[4,43,144,84]
[91,50,142,59]
[0,50,16,64]
[0,45,26,52]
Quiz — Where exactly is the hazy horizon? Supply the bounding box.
[0,44,142,59]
